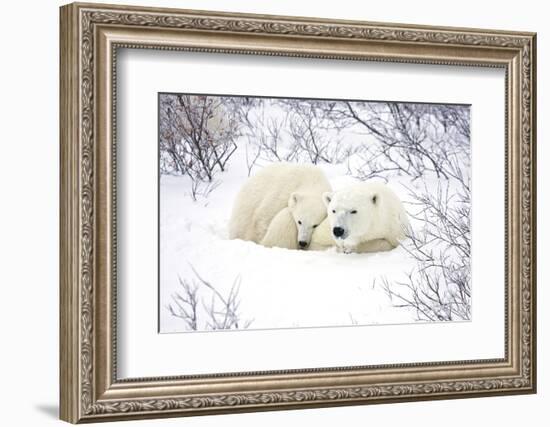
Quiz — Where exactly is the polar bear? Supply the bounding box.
[228,163,332,249]
[309,182,409,253]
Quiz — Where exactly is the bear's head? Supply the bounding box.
[322,186,378,245]
[288,192,327,249]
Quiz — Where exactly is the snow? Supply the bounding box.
[159,144,422,333]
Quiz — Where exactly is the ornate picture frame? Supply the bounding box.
[60,2,536,423]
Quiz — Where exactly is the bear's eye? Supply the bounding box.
[350,210,357,214]
[332,209,336,214]
[298,220,302,225]
[313,224,318,228]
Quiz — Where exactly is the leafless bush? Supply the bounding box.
[161,95,470,184]
[240,102,297,163]
[282,100,349,164]
[167,267,253,331]
[432,104,471,142]
[159,94,240,194]
[319,101,470,181]
[382,178,471,321]
[188,179,222,202]
[168,277,199,330]
[240,98,357,165]
[240,99,469,177]
[245,142,262,176]
[224,96,262,131]
[198,275,252,331]
[247,117,295,163]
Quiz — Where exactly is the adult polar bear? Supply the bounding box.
[228,163,332,249]
[310,182,409,253]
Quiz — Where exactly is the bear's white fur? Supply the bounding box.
[310,182,409,253]
[228,163,332,249]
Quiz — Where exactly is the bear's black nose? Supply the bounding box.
[333,227,345,238]
[298,240,308,248]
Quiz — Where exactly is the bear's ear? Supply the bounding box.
[372,194,378,204]
[322,192,333,207]
[288,192,301,209]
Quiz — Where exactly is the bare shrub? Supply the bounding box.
[240,101,297,163]
[159,94,240,197]
[282,100,347,164]
[168,277,199,330]
[240,98,357,166]
[319,101,470,181]
[382,179,471,321]
[167,267,253,331]
[188,179,222,202]
[244,142,262,176]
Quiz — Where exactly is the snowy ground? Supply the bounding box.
[160,146,427,333]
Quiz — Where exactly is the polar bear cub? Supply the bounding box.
[228,163,332,249]
[310,182,409,253]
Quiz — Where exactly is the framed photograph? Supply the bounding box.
[60,2,537,423]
